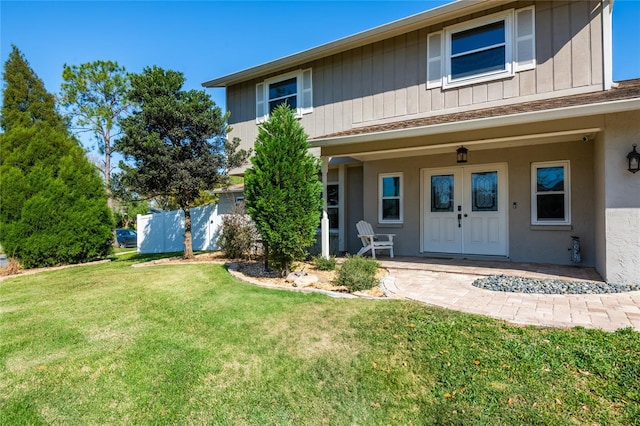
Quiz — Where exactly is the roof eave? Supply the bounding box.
[202,0,511,88]
[310,98,640,148]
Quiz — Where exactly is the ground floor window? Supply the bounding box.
[327,183,339,230]
[531,160,570,225]
[379,173,403,223]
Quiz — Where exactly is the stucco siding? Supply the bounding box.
[594,132,607,279]
[601,111,640,285]
[507,142,595,266]
[605,209,640,284]
[217,192,240,215]
[359,140,596,266]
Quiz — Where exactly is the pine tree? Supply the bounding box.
[60,60,130,208]
[244,104,323,275]
[0,47,113,268]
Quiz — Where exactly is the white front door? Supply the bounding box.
[422,164,508,256]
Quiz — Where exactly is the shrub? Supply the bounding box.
[0,257,22,276]
[217,205,259,259]
[0,48,114,268]
[313,255,336,271]
[336,255,380,292]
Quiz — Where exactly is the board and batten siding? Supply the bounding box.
[226,0,605,155]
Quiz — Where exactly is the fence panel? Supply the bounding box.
[137,204,221,254]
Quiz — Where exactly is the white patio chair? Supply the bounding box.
[356,220,395,259]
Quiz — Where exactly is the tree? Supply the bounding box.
[1,45,65,132]
[59,60,130,208]
[109,176,149,228]
[0,47,113,268]
[114,66,248,259]
[244,104,323,276]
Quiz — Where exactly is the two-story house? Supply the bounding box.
[204,0,640,286]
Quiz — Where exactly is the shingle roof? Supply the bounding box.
[212,183,244,193]
[311,79,640,141]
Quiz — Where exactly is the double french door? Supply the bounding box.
[422,164,508,256]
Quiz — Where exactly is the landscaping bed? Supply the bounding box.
[134,251,389,298]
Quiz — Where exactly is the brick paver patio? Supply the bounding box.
[379,257,640,332]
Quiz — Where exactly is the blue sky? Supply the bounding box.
[2,0,639,117]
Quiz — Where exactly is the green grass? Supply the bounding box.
[1,255,639,425]
[112,247,137,255]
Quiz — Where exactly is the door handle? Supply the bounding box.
[457,213,462,228]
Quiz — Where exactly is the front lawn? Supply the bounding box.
[1,256,638,424]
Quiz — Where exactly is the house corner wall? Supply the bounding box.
[593,130,607,279]
[602,111,640,285]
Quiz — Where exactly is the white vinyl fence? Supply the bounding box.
[137,204,222,254]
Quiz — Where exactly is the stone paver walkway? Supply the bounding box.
[379,257,640,332]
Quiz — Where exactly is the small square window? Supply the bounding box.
[379,173,403,223]
[531,161,570,225]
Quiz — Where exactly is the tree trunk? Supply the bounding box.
[263,241,269,271]
[183,205,194,259]
[104,130,113,209]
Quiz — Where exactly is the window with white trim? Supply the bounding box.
[256,69,312,122]
[427,6,535,89]
[531,161,571,225]
[327,183,339,230]
[379,173,403,223]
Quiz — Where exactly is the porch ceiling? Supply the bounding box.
[319,113,607,160]
[339,127,602,161]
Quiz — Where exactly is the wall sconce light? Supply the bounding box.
[457,146,468,163]
[628,144,640,173]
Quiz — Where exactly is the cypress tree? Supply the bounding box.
[1,45,65,132]
[0,46,113,268]
[245,103,323,275]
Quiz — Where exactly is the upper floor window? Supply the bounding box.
[268,77,297,113]
[451,20,506,80]
[427,7,535,89]
[256,69,312,122]
[531,161,571,225]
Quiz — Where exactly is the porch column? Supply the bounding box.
[321,156,330,259]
